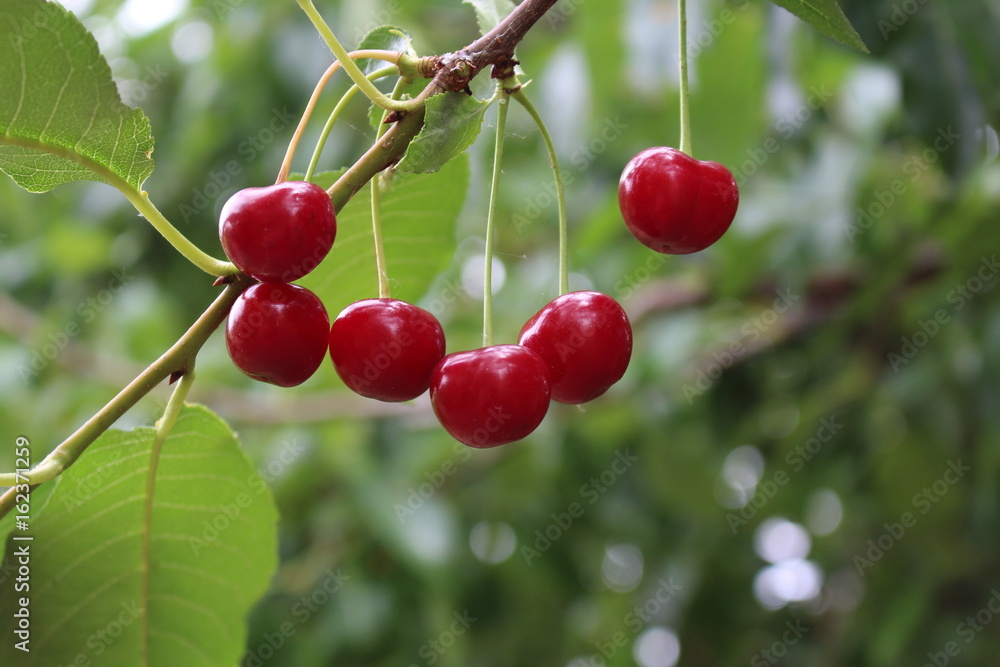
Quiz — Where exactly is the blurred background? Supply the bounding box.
[2,0,1000,665]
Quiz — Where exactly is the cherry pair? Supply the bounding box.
[221,181,337,386]
[429,291,633,448]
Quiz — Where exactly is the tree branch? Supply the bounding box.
[329,0,560,208]
[435,0,560,92]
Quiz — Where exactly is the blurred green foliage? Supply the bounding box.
[2,0,1000,665]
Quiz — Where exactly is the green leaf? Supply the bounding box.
[0,0,155,193]
[357,25,421,131]
[357,25,413,67]
[0,405,278,665]
[770,0,869,52]
[463,0,517,35]
[299,155,469,317]
[396,92,493,174]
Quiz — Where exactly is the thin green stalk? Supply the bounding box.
[484,85,512,346]
[124,189,238,276]
[296,0,421,113]
[368,76,412,299]
[279,54,404,183]
[0,275,255,516]
[512,87,569,295]
[678,0,692,156]
[305,65,398,182]
[370,179,391,298]
[141,367,195,664]
[326,76,437,206]
[0,134,236,277]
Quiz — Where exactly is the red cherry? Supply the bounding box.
[329,299,446,402]
[518,291,632,404]
[618,147,738,254]
[219,181,337,282]
[226,283,330,387]
[429,345,551,448]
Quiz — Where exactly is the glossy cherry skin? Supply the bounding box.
[429,345,551,448]
[329,299,446,402]
[226,283,330,387]
[219,181,337,282]
[618,147,739,254]
[518,291,632,404]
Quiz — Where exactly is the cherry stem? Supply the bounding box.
[305,65,397,183]
[678,0,693,156]
[370,180,390,299]
[512,87,569,296]
[296,0,423,113]
[0,275,256,518]
[484,84,512,347]
[369,77,410,299]
[278,60,341,184]
[123,188,238,277]
[277,51,404,184]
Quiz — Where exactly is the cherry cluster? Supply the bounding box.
[219,182,633,448]
[219,134,738,449]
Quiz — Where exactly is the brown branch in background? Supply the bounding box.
[627,247,946,373]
